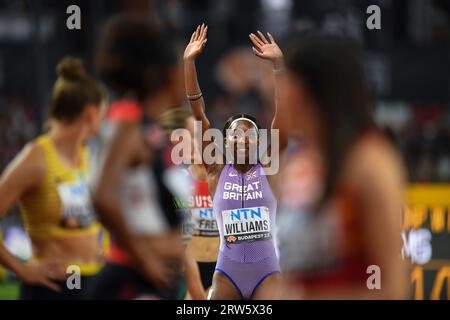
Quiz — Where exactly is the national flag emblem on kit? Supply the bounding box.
[246,171,257,181]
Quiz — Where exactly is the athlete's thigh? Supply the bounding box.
[209,271,242,300]
[251,272,281,300]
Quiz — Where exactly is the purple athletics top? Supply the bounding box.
[213,163,280,299]
[214,162,278,262]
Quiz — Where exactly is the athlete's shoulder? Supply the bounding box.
[205,164,225,198]
[345,131,405,188]
[18,138,46,167]
[109,121,143,157]
[352,132,402,168]
[1,138,46,188]
[260,147,285,176]
[206,163,225,177]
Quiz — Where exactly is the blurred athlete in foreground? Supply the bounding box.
[160,107,209,300]
[0,57,105,299]
[91,15,186,299]
[184,24,288,300]
[277,34,409,299]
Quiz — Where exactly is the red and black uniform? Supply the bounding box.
[89,101,182,300]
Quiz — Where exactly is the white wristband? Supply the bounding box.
[187,92,203,101]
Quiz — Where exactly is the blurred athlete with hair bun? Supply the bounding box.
[0,57,106,299]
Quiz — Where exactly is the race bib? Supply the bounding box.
[221,206,271,244]
[57,177,95,229]
[179,208,196,244]
[191,208,219,237]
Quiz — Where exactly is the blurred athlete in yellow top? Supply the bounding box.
[0,57,106,299]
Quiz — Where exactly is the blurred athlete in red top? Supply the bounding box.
[277,33,409,299]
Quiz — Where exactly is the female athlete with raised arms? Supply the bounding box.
[183,24,288,300]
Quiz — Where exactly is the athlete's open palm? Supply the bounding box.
[184,23,208,61]
[249,31,283,63]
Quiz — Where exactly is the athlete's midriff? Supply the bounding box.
[213,163,278,263]
[190,237,220,262]
[189,179,220,262]
[31,233,103,275]
[107,232,183,267]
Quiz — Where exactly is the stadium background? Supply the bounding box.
[0,0,449,299]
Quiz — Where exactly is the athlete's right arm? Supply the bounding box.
[92,122,142,254]
[184,24,219,175]
[184,244,207,300]
[0,143,64,292]
[92,122,174,289]
[0,143,44,216]
[349,139,409,299]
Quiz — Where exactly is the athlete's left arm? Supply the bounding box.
[352,141,409,299]
[249,31,287,193]
[249,31,288,153]
[184,244,207,300]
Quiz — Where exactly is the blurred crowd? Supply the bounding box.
[375,102,450,182]
[0,94,37,170]
[0,92,449,184]
[0,0,449,185]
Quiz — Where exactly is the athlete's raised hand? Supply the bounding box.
[249,31,284,68]
[250,31,288,154]
[184,23,208,61]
